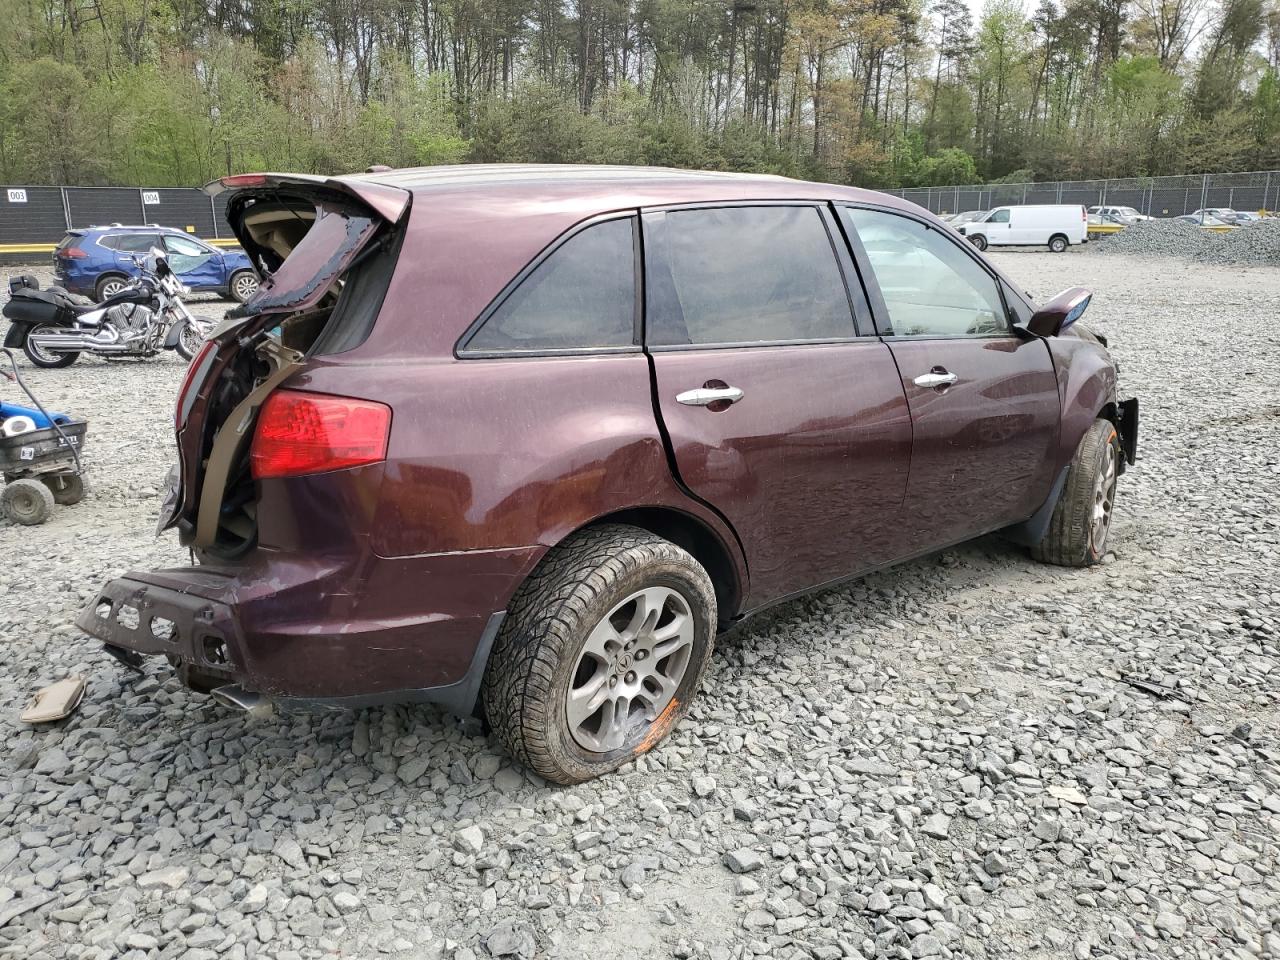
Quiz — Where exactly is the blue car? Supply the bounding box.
[53,225,260,303]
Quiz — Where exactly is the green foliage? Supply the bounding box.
[0,0,1273,188]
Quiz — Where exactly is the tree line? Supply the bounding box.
[1,0,1277,189]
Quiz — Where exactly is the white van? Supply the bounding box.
[957,205,1088,253]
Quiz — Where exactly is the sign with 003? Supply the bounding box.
[7,189,27,203]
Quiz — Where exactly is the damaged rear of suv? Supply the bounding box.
[81,173,525,718]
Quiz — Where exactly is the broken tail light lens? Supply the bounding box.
[175,340,218,430]
[250,390,390,480]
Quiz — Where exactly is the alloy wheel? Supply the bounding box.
[566,586,695,753]
[100,279,127,299]
[233,273,259,302]
[26,326,63,365]
[1090,440,1118,553]
[179,321,204,358]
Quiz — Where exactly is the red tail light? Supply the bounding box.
[221,174,268,188]
[56,246,88,259]
[251,390,390,480]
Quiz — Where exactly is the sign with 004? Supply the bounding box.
[142,191,160,205]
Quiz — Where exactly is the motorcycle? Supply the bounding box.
[2,251,215,368]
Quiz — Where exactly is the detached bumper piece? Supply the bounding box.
[1118,397,1139,469]
[77,574,242,692]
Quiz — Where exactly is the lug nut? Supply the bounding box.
[609,676,618,688]
[625,671,636,684]
[635,650,647,661]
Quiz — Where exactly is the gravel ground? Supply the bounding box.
[1,253,1278,960]
[1087,217,1280,265]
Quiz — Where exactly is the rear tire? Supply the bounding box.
[969,234,988,251]
[482,524,717,784]
[1031,419,1120,567]
[41,473,86,505]
[228,270,259,304]
[22,323,78,368]
[3,479,55,525]
[1049,234,1069,253]
[95,273,129,301]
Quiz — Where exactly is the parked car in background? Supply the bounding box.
[1188,207,1243,224]
[957,205,1089,252]
[1175,214,1233,227]
[54,225,259,303]
[81,165,1137,784]
[1232,211,1263,222]
[1088,205,1151,223]
[945,210,989,228]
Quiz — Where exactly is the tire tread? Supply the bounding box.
[482,524,715,784]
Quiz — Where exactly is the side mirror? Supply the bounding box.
[1027,286,1092,337]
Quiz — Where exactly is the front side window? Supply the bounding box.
[988,209,1011,223]
[464,217,636,354]
[841,207,1008,338]
[647,205,854,346]
[164,234,208,257]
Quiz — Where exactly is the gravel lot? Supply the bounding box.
[1,252,1277,960]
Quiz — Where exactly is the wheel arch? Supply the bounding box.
[95,270,129,291]
[576,507,745,626]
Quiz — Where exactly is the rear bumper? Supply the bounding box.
[78,546,542,715]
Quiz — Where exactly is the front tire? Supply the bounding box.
[1049,234,1069,253]
[22,323,78,368]
[175,320,203,361]
[1032,418,1120,567]
[482,524,717,784]
[3,479,55,525]
[969,234,988,251]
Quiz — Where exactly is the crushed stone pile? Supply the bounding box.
[1089,216,1280,265]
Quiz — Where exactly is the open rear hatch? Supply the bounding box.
[160,173,409,555]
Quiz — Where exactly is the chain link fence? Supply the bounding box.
[3,170,1279,255]
[887,170,1280,217]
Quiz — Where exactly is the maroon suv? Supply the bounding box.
[82,165,1137,784]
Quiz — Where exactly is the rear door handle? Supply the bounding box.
[676,386,744,406]
[913,370,958,389]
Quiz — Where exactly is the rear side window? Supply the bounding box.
[647,206,854,346]
[463,217,636,354]
[103,233,159,252]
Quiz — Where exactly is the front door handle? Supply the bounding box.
[676,386,744,406]
[913,370,958,389]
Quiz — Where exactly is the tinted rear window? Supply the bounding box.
[463,217,636,354]
[647,206,854,346]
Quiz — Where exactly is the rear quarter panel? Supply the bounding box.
[291,354,746,585]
